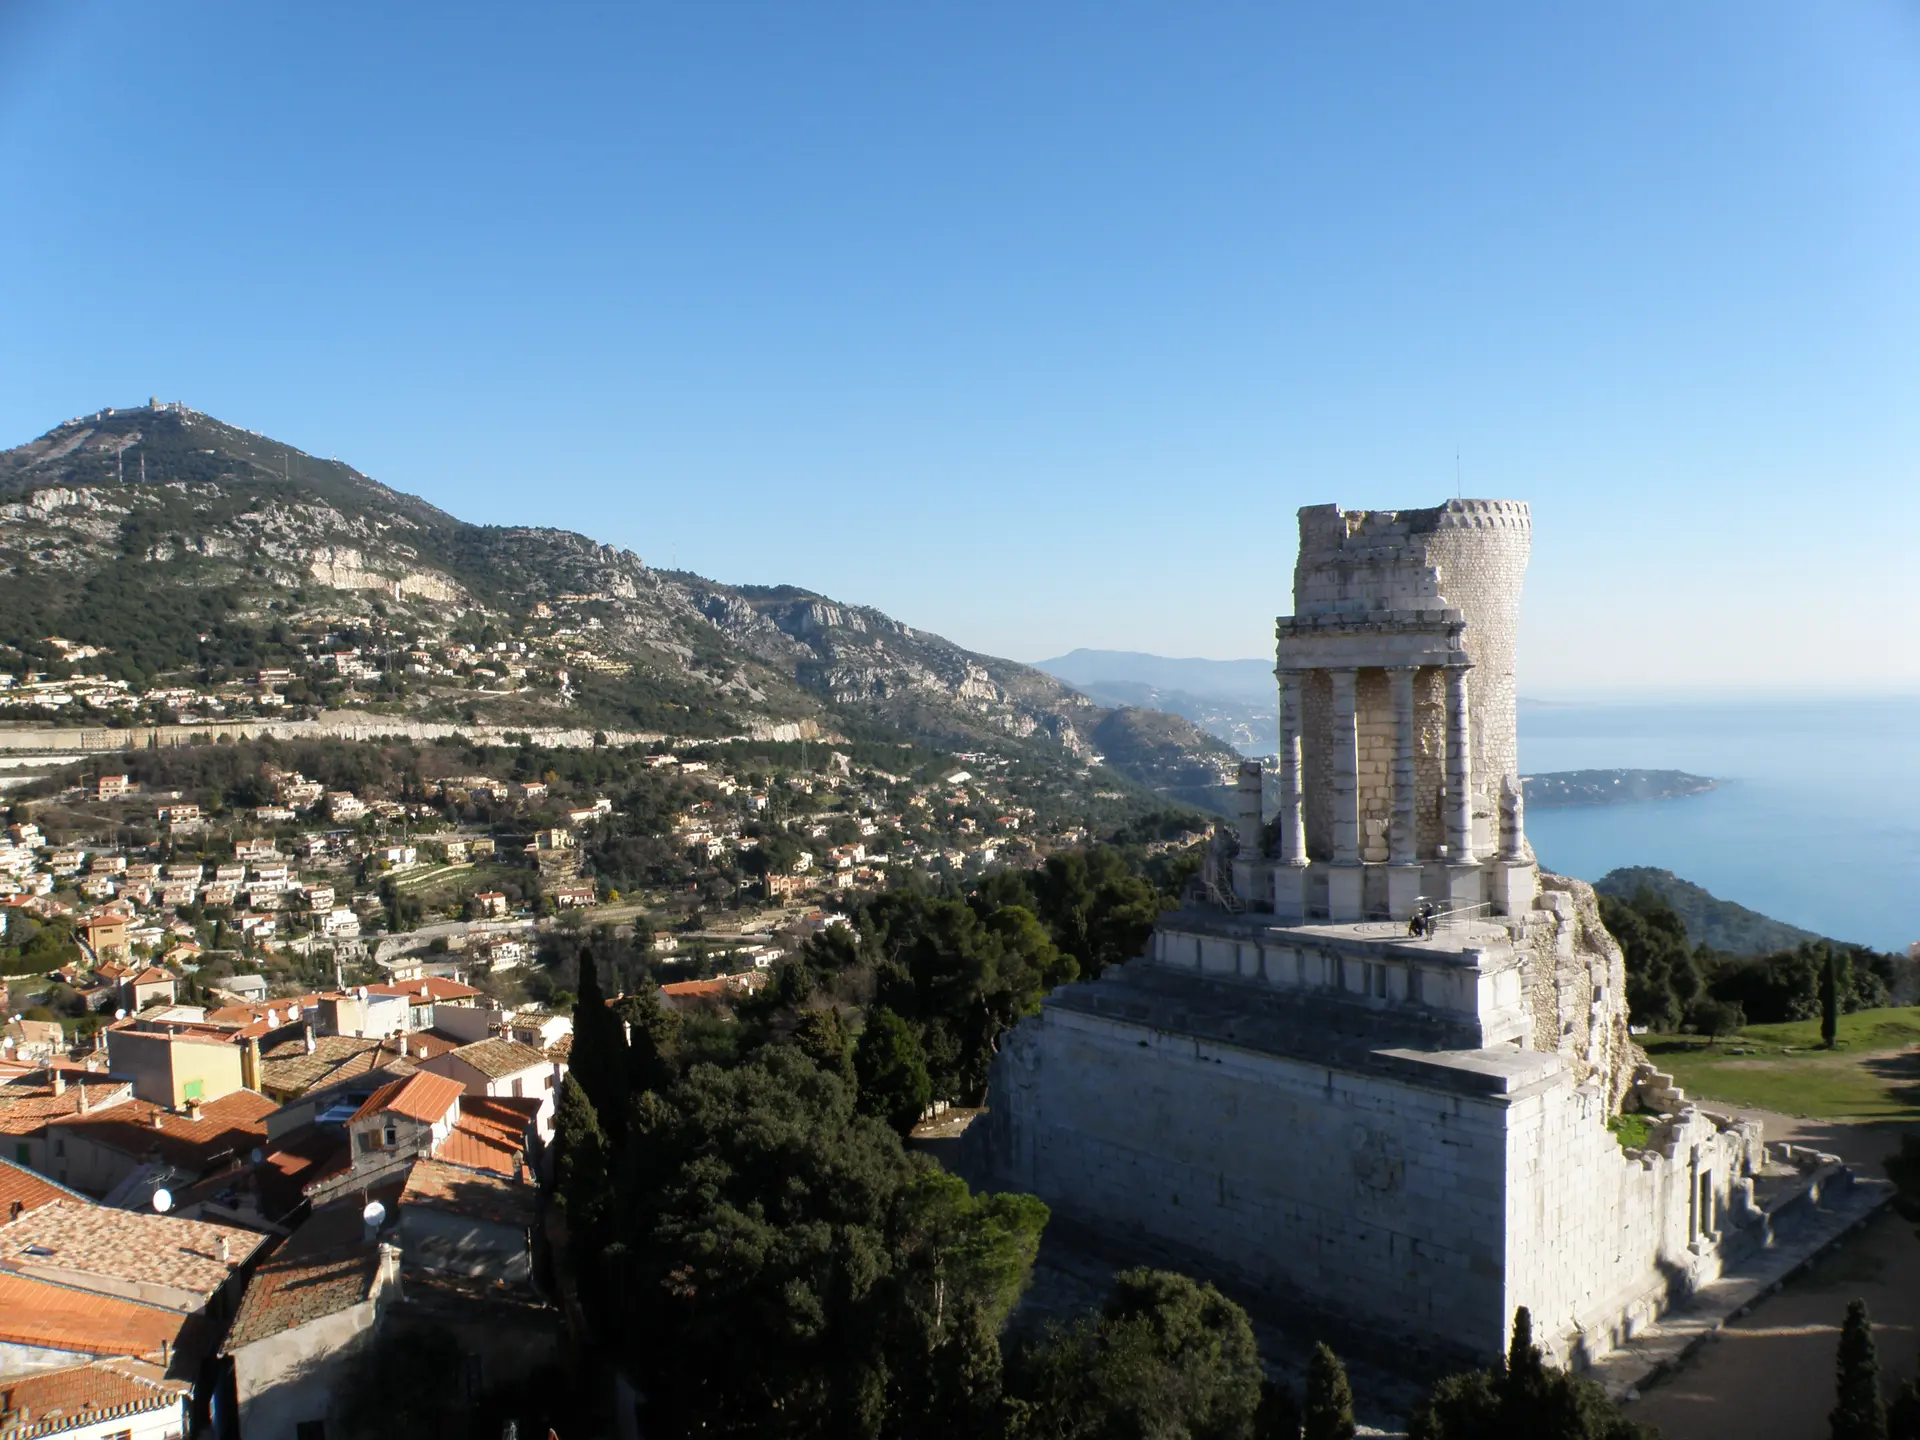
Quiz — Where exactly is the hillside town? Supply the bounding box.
[0,603,649,725]
[0,730,1152,1440]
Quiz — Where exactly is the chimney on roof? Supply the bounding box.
[151,1110,165,1129]
[304,1025,315,1055]
[218,1236,231,1264]
[51,1068,65,1096]
[78,1083,90,1113]
[185,1098,202,1122]
[8,1199,22,1221]
[397,1035,408,1058]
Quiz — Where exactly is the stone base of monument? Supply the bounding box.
[1386,863,1424,921]
[964,876,1779,1376]
[1488,859,1537,918]
[1592,1168,1895,1404]
[1326,863,1364,922]
[1440,861,1484,914]
[1272,862,1308,923]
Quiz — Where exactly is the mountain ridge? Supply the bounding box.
[0,403,1241,811]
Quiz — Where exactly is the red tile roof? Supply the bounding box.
[0,1157,87,1218]
[223,1202,389,1351]
[49,1090,273,1175]
[0,1358,187,1440]
[440,1038,548,1081]
[0,1272,188,1362]
[660,979,729,998]
[368,978,481,1005]
[400,1158,536,1229]
[0,1200,265,1298]
[432,1096,536,1176]
[399,1031,462,1060]
[0,1079,136,1139]
[350,1072,464,1127]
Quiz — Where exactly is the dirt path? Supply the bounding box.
[1629,1111,1920,1440]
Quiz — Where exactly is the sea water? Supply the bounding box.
[1519,697,1920,952]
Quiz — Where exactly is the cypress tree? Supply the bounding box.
[1303,1343,1356,1440]
[617,986,680,1095]
[1821,950,1841,1049]
[1502,1306,1550,1434]
[552,1076,609,1229]
[570,947,631,1132]
[1256,1375,1303,1439]
[1889,1363,1920,1440]
[1832,1298,1887,1440]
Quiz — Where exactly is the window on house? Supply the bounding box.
[383,1124,399,1147]
[511,1078,523,1098]
[183,1079,204,1102]
[356,1131,377,1154]
[13,1144,26,1165]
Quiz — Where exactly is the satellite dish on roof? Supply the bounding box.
[152,1188,173,1214]
[362,1200,386,1232]
[114,1008,127,1021]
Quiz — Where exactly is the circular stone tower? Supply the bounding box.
[1424,499,1531,828]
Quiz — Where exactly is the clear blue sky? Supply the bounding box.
[3,4,1917,694]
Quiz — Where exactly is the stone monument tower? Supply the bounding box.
[1261,498,1536,925]
[966,497,1768,1372]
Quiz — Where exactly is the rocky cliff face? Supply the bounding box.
[0,404,1242,804]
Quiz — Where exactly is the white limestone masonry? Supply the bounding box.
[966,497,1811,1372]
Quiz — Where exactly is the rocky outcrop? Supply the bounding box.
[304,545,464,603]
[1520,871,1636,1112]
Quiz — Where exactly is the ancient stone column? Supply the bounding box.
[1231,760,1264,905]
[1388,667,1417,865]
[1275,670,1307,866]
[1443,665,1474,861]
[1385,665,1423,921]
[1273,670,1309,922]
[1329,668,1360,866]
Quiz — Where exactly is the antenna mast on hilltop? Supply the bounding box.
[1455,449,1462,500]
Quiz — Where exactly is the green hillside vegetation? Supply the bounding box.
[1645,1007,1920,1121]
[1595,866,1825,954]
[1596,882,1906,1033]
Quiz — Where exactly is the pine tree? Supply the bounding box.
[1303,1343,1356,1440]
[1832,1298,1887,1440]
[853,1006,932,1135]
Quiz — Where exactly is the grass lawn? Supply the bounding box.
[1643,1006,1920,1121]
